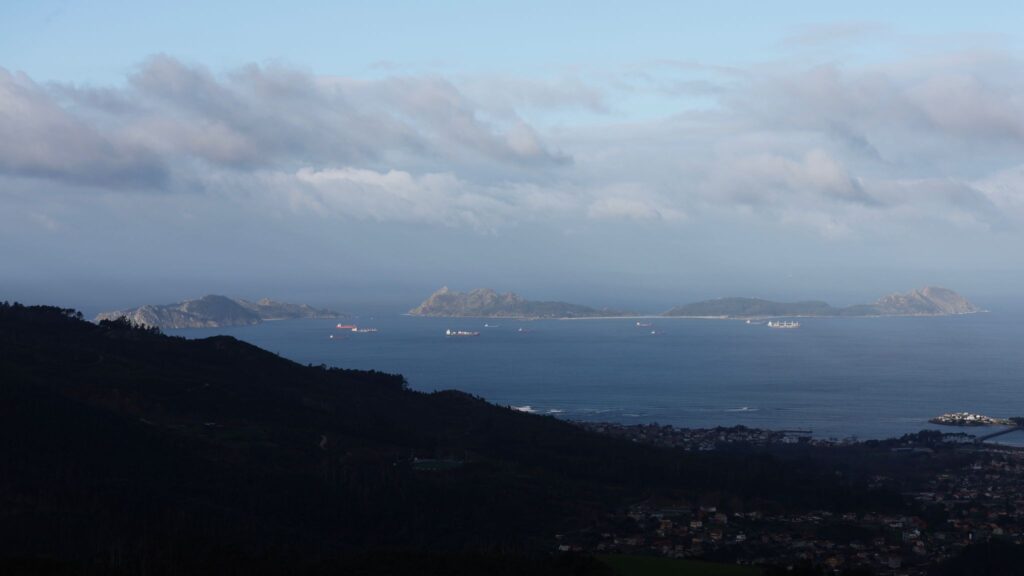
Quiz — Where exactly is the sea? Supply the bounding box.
[169,311,1024,443]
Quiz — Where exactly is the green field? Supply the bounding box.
[601,555,762,576]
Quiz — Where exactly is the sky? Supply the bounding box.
[2,1,1024,314]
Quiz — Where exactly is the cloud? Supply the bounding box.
[587,196,685,222]
[288,167,515,231]
[907,70,1024,141]
[3,48,1024,238]
[1,56,568,186]
[972,164,1024,219]
[725,54,1024,171]
[565,49,1024,235]
[0,69,165,187]
[703,149,873,207]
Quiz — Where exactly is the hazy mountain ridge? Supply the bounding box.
[869,286,979,315]
[664,297,837,318]
[409,287,630,319]
[95,294,342,328]
[664,286,980,318]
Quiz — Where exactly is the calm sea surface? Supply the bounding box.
[170,312,1024,442]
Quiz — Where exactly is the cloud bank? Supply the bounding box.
[2,49,1024,240]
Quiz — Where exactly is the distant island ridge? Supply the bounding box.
[98,287,980,327]
[408,287,632,319]
[410,286,979,319]
[664,286,980,318]
[95,294,342,329]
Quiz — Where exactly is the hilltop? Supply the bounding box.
[664,286,980,318]
[409,287,631,319]
[95,294,342,329]
[868,286,979,316]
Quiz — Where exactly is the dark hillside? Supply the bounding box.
[0,303,892,574]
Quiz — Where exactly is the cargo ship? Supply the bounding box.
[767,320,800,329]
[445,329,480,337]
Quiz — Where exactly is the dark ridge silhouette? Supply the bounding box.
[0,301,911,574]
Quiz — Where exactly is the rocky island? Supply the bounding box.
[95,294,342,329]
[664,286,980,319]
[409,287,631,319]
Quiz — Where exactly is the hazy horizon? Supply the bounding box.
[11,279,1020,322]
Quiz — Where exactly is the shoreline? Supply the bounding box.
[571,419,1024,450]
[405,310,986,321]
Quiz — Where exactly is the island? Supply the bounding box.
[663,286,980,319]
[95,294,342,329]
[409,287,631,319]
[929,412,1014,427]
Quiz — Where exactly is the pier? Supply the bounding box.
[976,425,1024,443]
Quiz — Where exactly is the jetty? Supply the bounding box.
[975,426,1024,443]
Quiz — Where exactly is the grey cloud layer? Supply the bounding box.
[2,51,1023,236]
[572,50,1024,234]
[3,55,565,185]
[0,68,166,187]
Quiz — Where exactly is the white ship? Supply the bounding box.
[445,329,480,337]
[767,320,800,329]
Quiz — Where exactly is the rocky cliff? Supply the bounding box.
[869,286,980,316]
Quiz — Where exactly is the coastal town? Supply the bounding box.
[566,422,1024,575]
[577,422,818,451]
